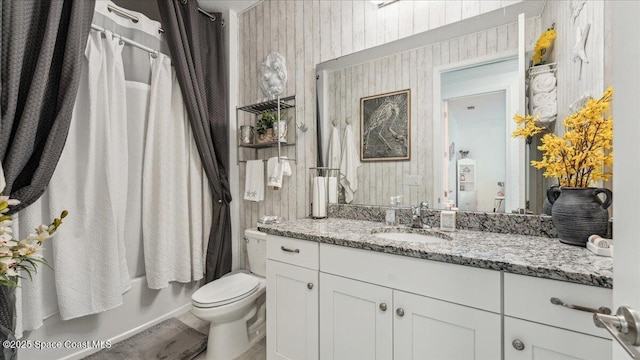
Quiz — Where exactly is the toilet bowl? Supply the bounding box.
[191,229,267,360]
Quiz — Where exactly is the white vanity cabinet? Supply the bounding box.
[319,243,502,360]
[266,235,319,360]
[503,273,612,360]
[319,273,393,360]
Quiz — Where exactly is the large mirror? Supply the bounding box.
[317,3,543,213]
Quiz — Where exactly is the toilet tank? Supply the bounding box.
[245,228,267,277]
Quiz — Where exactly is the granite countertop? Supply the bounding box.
[257,218,613,288]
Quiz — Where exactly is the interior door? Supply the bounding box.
[610,2,640,359]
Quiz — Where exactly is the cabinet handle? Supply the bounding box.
[307,283,314,290]
[550,297,611,315]
[280,246,300,253]
[396,308,405,317]
[512,339,525,351]
[379,303,387,311]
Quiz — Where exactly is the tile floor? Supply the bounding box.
[176,311,266,360]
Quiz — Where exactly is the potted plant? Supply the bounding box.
[257,110,288,143]
[256,110,276,143]
[512,87,613,246]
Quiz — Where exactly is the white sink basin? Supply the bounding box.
[372,232,449,244]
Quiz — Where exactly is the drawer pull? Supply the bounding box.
[379,303,387,312]
[307,283,314,290]
[280,246,300,253]
[512,339,525,351]
[550,297,611,315]
[396,308,405,317]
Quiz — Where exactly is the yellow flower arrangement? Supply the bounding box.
[532,25,557,65]
[0,190,67,287]
[513,86,613,187]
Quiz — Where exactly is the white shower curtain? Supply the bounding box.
[15,1,212,333]
[142,55,212,289]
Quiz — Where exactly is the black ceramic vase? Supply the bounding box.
[547,187,612,246]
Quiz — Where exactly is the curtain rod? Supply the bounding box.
[90,24,162,59]
[106,3,224,33]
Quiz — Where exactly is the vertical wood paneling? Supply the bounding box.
[352,1,365,53]
[413,1,429,34]
[330,1,342,59]
[341,1,353,56]
[364,1,377,49]
[398,1,414,39]
[462,1,481,20]
[429,1,446,30]
[445,0,463,25]
[320,1,331,63]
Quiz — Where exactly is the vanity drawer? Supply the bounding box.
[266,235,319,270]
[320,243,501,313]
[504,273,612,338]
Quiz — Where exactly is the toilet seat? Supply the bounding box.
[192,273,261,308]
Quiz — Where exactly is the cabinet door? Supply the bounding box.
[319,272,392,360]
[394,290,501,360]
[267,260,318,360]
[505,317,611,360]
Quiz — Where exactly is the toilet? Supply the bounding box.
[191,228,267,360]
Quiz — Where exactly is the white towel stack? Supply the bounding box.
[340,125,361,203]
[531,71,557,125]
[266,157,292,189]
[244,160,264,202]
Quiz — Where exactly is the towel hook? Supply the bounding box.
[331,118,337,127]
[346,117,351,125]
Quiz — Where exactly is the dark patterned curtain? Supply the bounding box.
[157,0,231,282]
[0,1,94,358]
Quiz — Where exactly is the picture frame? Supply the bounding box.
[360,89,411,161]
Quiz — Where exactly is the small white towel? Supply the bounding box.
[244,160,264,202]
[532,89,557,108]
[531,73,556,94]
[533,101,558,124]
[327,126,341,170]
[327,177,338,204]
[266,157,292,188]
[340,125,362,203]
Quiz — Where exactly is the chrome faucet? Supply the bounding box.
[411,201,431,229]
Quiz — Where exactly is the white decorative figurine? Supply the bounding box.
[259,52,288,99]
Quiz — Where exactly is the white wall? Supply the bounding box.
[448,94,506,211]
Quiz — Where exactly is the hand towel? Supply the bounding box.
[327,177,338,204]
[340,125,362,203]
[531,73,556,94]
[327,126,341,170]
[532,89,557,108]
[312,176,327,217]
[267,156,292,188]
[245,160,265,202]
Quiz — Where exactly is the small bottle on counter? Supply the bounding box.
[385,196,398,226]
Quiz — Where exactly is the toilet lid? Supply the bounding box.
[192,273,261,308]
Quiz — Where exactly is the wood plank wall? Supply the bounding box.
[237,0,525,266]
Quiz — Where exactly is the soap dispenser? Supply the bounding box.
[385,197,398,226]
